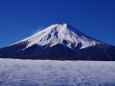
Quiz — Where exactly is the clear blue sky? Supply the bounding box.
[0,0,115,48]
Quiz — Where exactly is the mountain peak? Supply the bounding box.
[16,23,102,50]
[53,23,68,26]
[45,23,68,31]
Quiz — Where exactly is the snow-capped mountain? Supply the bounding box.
[0,23,115,60]
[10,23,101,49]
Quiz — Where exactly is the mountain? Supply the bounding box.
[0,23,115,61]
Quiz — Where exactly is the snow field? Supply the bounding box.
[0,59,115,86]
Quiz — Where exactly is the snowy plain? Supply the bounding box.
[0,59,115,86]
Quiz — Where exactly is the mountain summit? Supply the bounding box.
[12,23,101,49]
[0,23,115,60]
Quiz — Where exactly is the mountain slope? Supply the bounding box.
[0,23,115,60]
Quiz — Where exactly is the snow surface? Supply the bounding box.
[9,23,102,50]
[0,59,115,86]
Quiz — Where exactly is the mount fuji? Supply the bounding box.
[0,23,115,60]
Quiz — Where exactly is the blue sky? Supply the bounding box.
[0,0,115,48]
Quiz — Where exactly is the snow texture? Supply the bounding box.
[0,59,115,86]
[9,23,102,49]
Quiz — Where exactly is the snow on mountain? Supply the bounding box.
[12,23,102,50]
